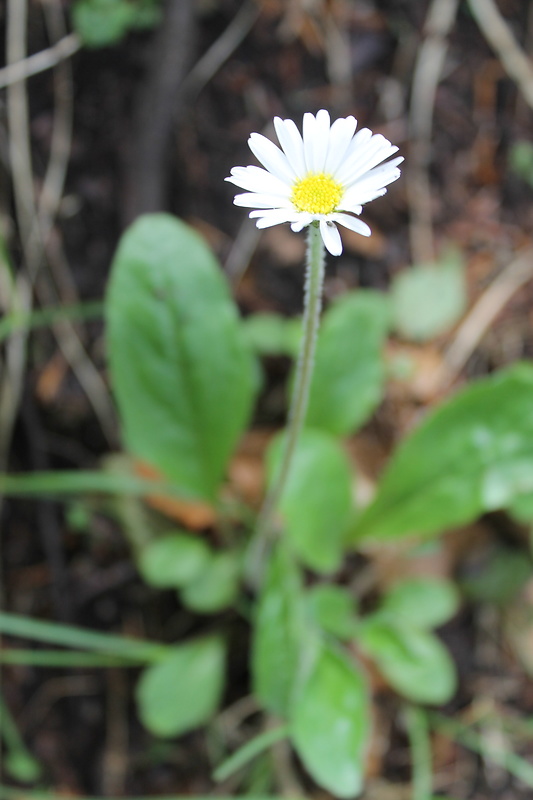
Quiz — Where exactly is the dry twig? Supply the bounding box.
[468,0,533,112]
[428,248,533,394]
[0,32,80,90]
[407,0,460,265]
[1,0,33,502]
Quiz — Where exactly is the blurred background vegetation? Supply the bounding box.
[2,1,533,798]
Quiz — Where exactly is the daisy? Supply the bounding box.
[226,109,403,256]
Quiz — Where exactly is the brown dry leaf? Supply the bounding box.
[227,429,273,506]
[386,340,446,405]
[133,460,216,530]
[361,538,455,594]
[351,644,390,695]
[471,131,501,186]
[362,699,391,781]
[431,729,461,775]
[345,432,390,509]
[36,351,67,403]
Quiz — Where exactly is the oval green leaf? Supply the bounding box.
[136,636,225,737]
[353,364,533,542]
[391,254,466,342]
[138,532,211,589]
[380,577,460,630]
[251,546,307,717]
[106,214,255,501]
[305,291,389,436]
[181,550,241,613]
[242,312,302,357]
[307,585,359,640]
[359,617,457,704]
[267,430,353,572]
[290,643,370,798]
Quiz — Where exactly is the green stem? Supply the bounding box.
[0,612,168,662]
[0,694,41,782]
[0,470,191,500]
[248,224,325,583]
[0,649,144,668]
[0,789,294,800]
[213,724,289,782]
[404,704,433,800]
[0,300,103,344]
[430,712,533,788]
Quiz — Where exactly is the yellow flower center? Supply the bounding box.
[291,172,343,215]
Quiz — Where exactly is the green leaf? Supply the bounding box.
[359,617,456,704]
[508,492,533,523]
[242,313,301,357]
[307,585,358,640]
[136,636,225,737]
[391,253,466,342]
[251,546,308,717]
[106,214,255,502]
[72,0,161,47]
[72,0,136,47]
[353,364,533,542]
[461,546,532,604]
[290,643,369,798]
[138,532,211,589]
[4,753,41,783]
[305,291,389,435]
[181,550,241,613]
[267,430,353,572]
[509,140,533,187]
[380,577,460,629]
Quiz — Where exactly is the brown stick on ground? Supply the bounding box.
[122,0,195,225]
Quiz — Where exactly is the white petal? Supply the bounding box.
[311,109,331,173]
[290,212,313,231]
[251,209,298,228]
[339,201,363,215]
[324,116,357,175]
[342,135,399,186]
[342,188,387,208]
[302,112,318,172]
[335,128,373,183]
[273,117,306,177]
[234,192,293,209]
[226,165,290,196]
[332,212,372,237]
[342,161,402,207]
[319,219,342,256]
[291,220,307,232]
[248,132,296,182]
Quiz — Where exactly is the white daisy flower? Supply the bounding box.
[226,109,403,256]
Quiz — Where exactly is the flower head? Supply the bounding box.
[226,110,403,256]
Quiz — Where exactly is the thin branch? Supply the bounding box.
[0,0,33,509]
[0,32,80,91]
[407,0,460,265]
[180,0,259,101]
[428,248,533,394]
[468,0,533,111]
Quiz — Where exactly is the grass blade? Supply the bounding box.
[0,613,168,662]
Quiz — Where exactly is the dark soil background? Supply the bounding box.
[2,0,533,798]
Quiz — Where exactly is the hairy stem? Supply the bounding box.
[248,223,325,584]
